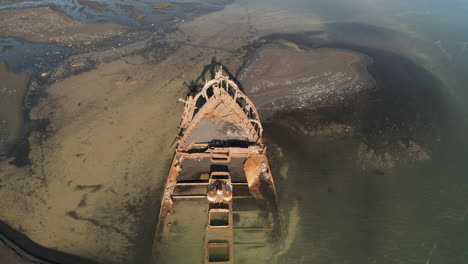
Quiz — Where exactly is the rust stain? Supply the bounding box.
[244,156,265,200]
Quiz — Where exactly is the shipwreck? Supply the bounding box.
[153,68,282,264]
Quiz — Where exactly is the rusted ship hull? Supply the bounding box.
[153,69,281,264]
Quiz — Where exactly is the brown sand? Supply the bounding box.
[129,6,146,20]
[0,55,186,263]
[238,45,376,118]
[0,61,31,156]
[149,2,172,9]
[0,7,126,46]
[77,0,109,11]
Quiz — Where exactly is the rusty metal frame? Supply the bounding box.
[154,68,282,264]
[177,67,263,151]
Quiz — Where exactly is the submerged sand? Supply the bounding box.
[77,0,109,11]
[0,55,185,263]
[0,7,126,46]
[239,43,434,170]
[0,61,31,156]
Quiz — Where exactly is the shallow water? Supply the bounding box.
[0,0,467,263]
[263,41,467,263]
[256,1,468,263]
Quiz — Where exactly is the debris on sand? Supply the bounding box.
[238,44,376,119]
[70,58,88,69]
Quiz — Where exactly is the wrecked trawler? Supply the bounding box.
[153,68,282,264]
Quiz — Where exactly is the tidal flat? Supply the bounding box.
[0,7,126,46]
[238,45,376,118]
[0,1,467,264]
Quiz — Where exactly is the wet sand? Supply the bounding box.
[239,45,375,118]
[0,61,30,157]
[150,2,172,10]
[77,0,109,11]
[0,55,185,263]
[0,7,126,46]
[237,42,436,170]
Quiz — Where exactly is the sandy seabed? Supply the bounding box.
[0,61,30,155]
[239,45,375,118]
